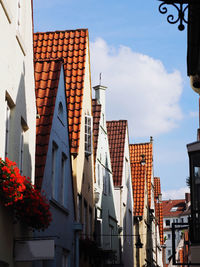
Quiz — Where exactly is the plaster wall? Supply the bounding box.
[0,1,36,266]
[71,40,94,237]
[34,68,75,266]
[94,86,120,263]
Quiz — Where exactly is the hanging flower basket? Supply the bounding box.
[0,158,52,230]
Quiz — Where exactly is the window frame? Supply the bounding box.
[85,115,92,155]
[61,153,68,207]
[5,103,11,159]
[52,142,59,201]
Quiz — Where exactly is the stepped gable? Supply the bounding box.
[129,142,153,206]
[130,159,146,216]
[92,99,101,162]
[34,29,88,154]
[154,177,164,245]
[106,120,127,186]
[34,59,62,189]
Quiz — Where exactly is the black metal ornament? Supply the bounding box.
[158,0,189,31]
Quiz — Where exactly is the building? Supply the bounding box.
[34,59,75,266]
[162,194,190,265]
[130,139,164,267]
[130,146,148,267]
[0,0,36,265]
[92,85,120,265]
[107,120,134,267]
[34,29,95,266]
[154,177,164,267]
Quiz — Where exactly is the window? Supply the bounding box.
[109,225,114,249]
[61,153,67,207]
[5,103,10,159]
[171,207,178,212]
[62,252,69,267]
[108,173,111,195]
[52,142,58,201]
[166,219,170,226]
[98,164,100,186]
[103,168,107,195]
[58,102,64,123]
[83,201,87,238]
[85,115,92,155]
[168,234,170,240]
[19,126,24,174]
[77,194,82,223]
[168,249,171,256]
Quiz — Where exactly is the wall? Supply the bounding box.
[0,1,36,266]
[34,67,75,266]
[94,91,120,264]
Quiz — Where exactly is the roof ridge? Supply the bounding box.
[34,58,64,63]
[34,28,88,34]
[130,142,151,146]
[107,119,127,123]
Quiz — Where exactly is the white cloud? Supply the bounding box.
[90,38,183,138]
[162,187,189,200]
[189,111,198,118]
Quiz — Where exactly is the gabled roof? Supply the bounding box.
[92,99,101,162]
[130,161,146,216]
[129,142,153,206]
[162,199,186,217]
[106,120,127,186]
[154,177,164,245]
[34,59,63,189]
[34,29,88,154]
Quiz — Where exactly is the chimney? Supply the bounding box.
[93,85,107,113]
[185,193,190,204]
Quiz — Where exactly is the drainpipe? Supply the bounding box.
[73,223,83,267]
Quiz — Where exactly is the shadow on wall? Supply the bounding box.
[9,61,32,178]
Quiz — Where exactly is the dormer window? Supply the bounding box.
[85,115,92,155]
[170,207,178,212]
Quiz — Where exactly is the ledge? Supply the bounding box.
[16,31,26,56]
[0,0,12,24]
[50,198,69,216]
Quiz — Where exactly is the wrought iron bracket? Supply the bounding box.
[158,0,189,31]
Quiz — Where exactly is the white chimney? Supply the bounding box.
[93,85,107,114]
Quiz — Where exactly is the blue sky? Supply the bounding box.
[33,0,198,199]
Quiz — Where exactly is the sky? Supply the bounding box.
[33,0,199,199]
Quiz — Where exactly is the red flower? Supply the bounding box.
[0,158,52,230]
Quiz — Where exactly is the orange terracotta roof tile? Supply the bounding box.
[162,199,186,218]
[129,142,153,206]
[92,99,101,162]
[34,29,88,154]
[106,120,127,186]
[154,177,164,245]
[131,161,146,216]
[34,59,62,189]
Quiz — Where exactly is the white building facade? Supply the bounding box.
[93,85,120,265]
[0,0,36,266]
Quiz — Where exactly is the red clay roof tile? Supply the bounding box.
[154,177,164,245]
[107,120,127,186]
[131,161,146,216]
[162,199,186,218]
[92,99,101,162]
[129,142,153,207]
[34,29,88,154]
[34,59,62,189]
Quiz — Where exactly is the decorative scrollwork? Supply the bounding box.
[158,0,189,31]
